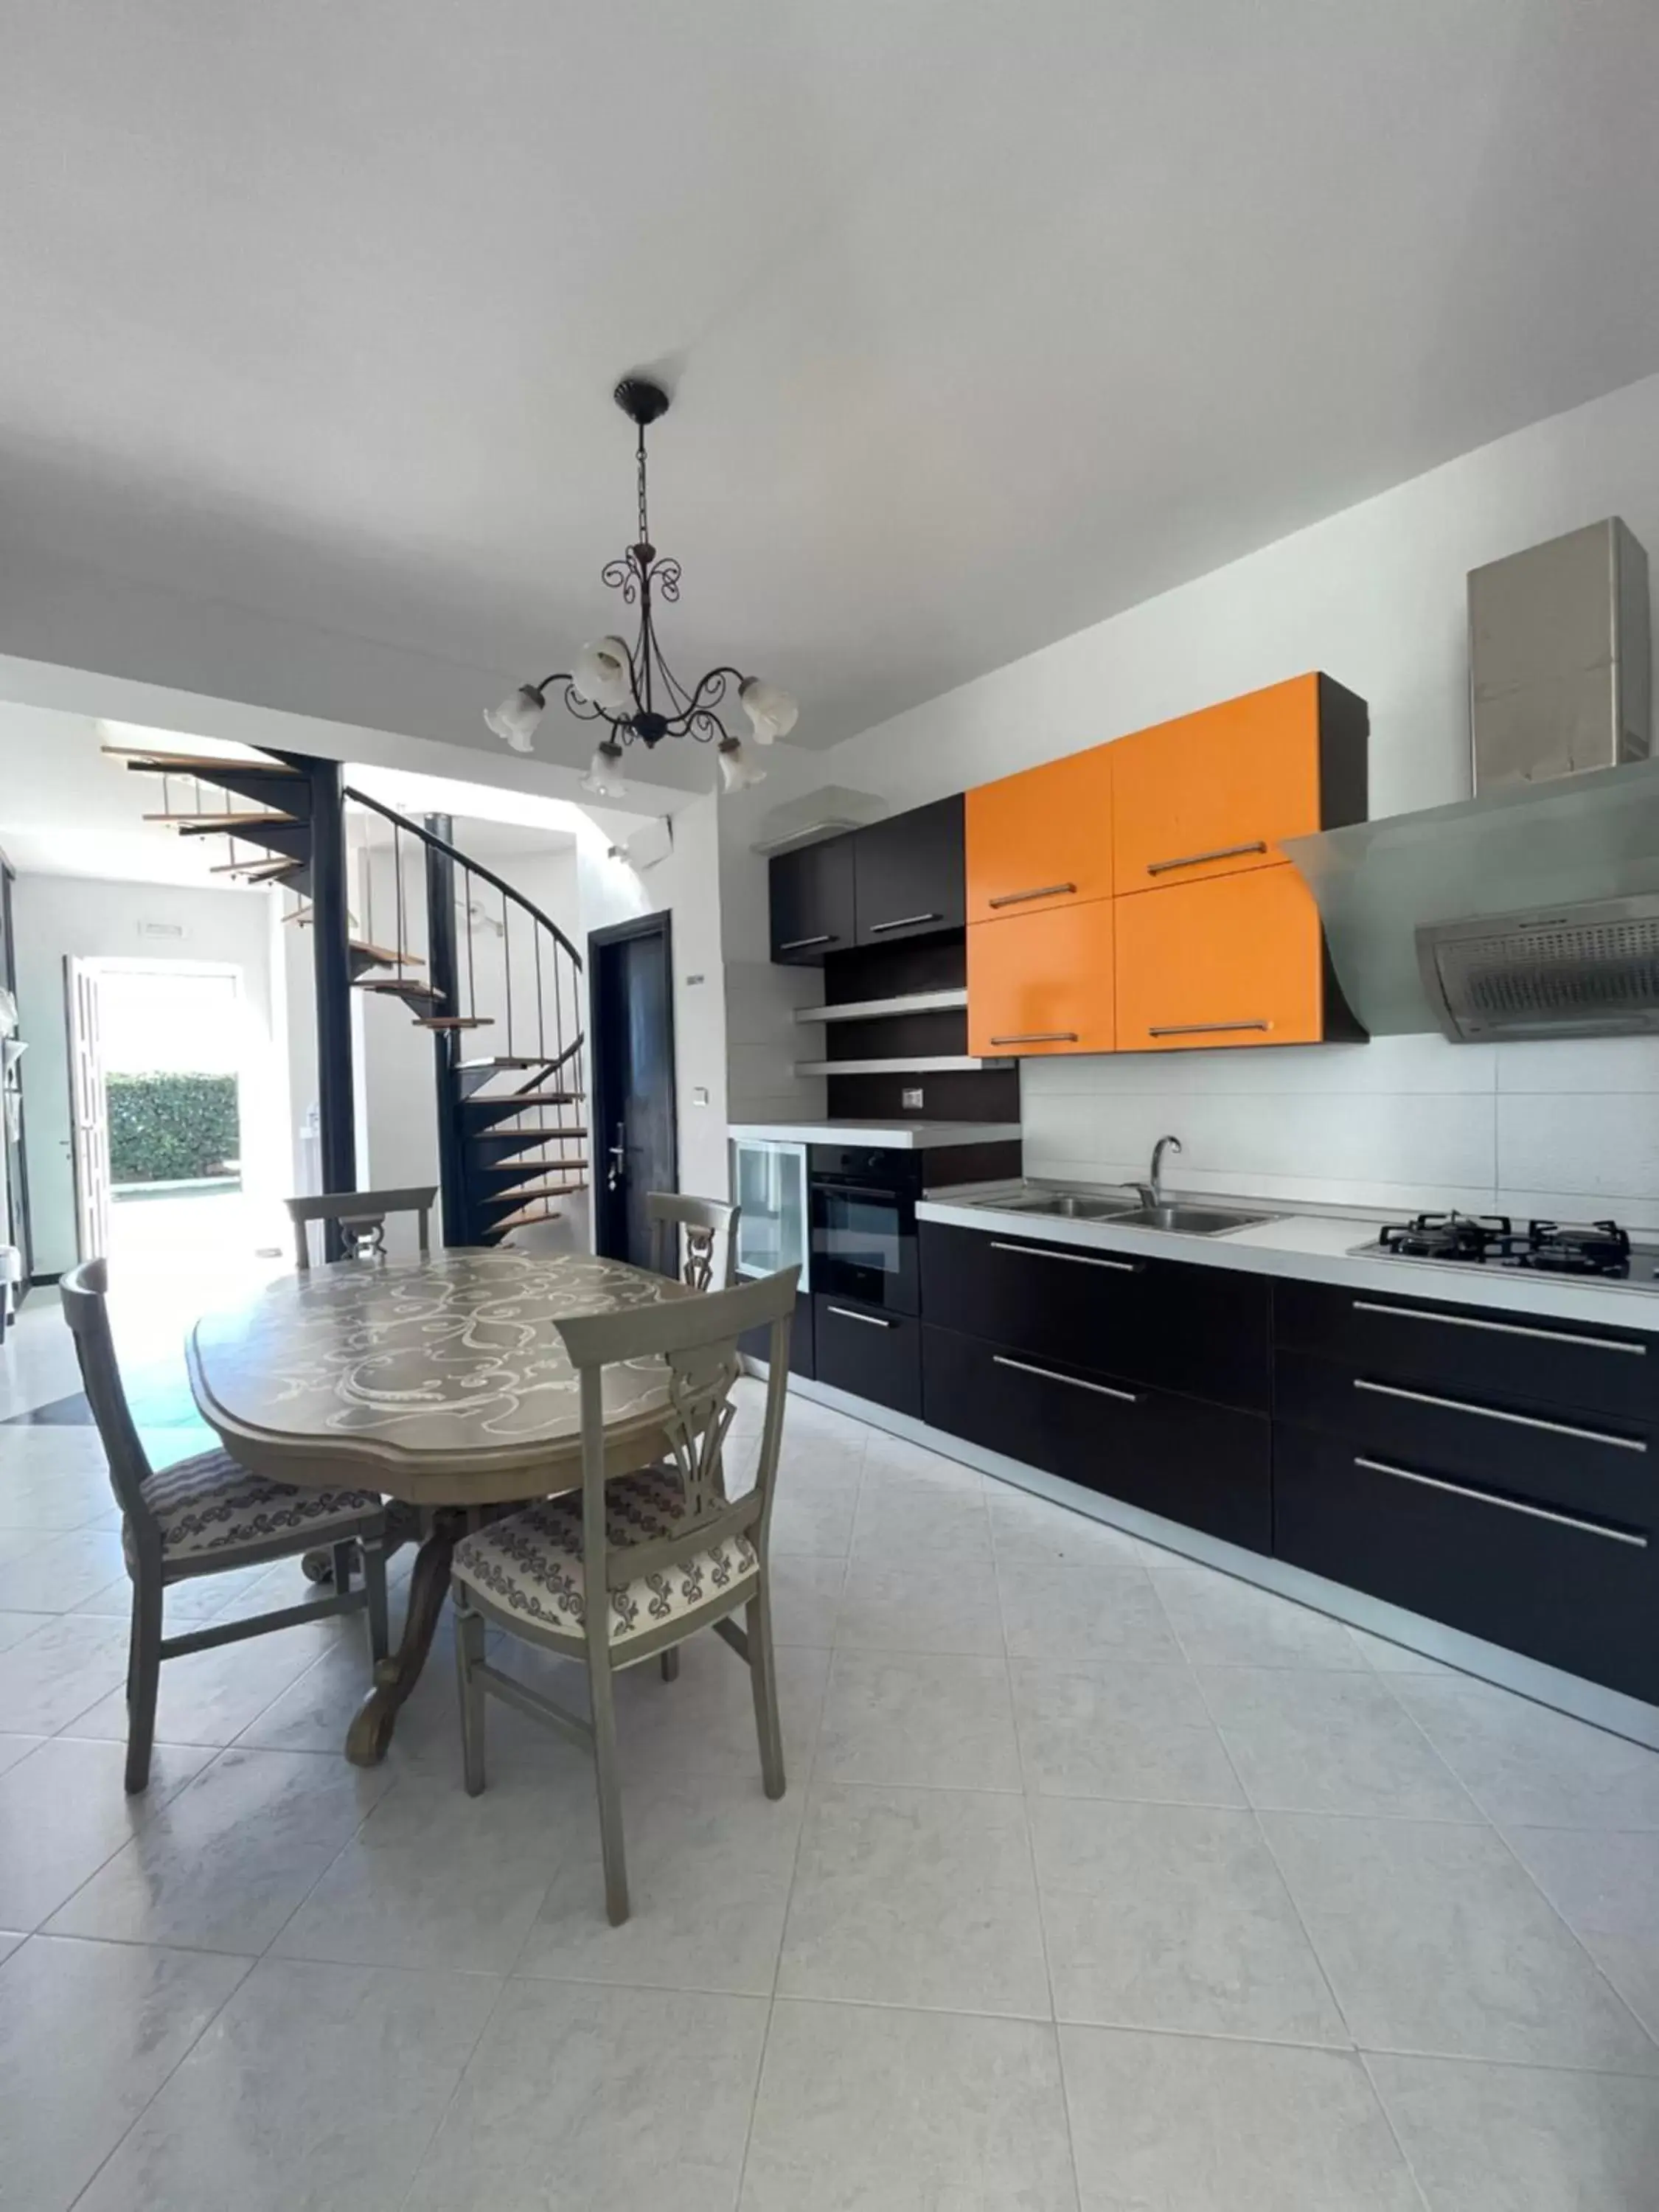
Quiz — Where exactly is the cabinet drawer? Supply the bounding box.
[1276,1346,1653,1529]
[1273,1276,1658,1426]
[1274,1421,1658,1704]
[769,838,855,964]
[967,897,1115,1057]
[852,796,965,948]
[1115,864,1324,1051]
[813,1294,921,1415]
[1111,672,1365,890]
[919,1222,1271,1411]
[924,1323,1270,1551]
[964,746,1113,923]
[740,1289,815,1380]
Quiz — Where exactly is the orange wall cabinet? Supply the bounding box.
[964,745,1114,923]
[1115,864,1352,1051]
[967,897,1116,1057]
[1111,672,1368,894]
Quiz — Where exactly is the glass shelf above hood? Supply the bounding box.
[1282,758,1659,1037]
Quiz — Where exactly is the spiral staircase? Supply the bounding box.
[105,739,588,1245]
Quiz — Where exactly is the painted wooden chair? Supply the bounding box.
[449,1265,798,1924]
[60,1259,391,1792]
[285,1184,438,1268]
[646,1191,741,1290]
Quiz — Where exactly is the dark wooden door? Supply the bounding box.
[852,795,965,947]
[590,914,677,1267]
[769,838,856,964]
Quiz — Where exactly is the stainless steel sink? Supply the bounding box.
[1109,1202,1271,1235]
[996,1192,1135,1221]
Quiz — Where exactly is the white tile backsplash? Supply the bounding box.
[1022,1032,1659,1228]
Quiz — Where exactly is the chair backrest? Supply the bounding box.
[554,1265,797,1615]
[285,1185,437,1269]
[59,1259,161,1543]
[646,1191,741,1291]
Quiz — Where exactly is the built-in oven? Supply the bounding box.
[808,1145,923,1316]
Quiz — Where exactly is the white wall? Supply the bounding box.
[13,875,289,1272]
[721,368,1659,1225]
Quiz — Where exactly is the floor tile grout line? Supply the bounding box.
[391,1966,521,2212]
[62,1946,260,2212]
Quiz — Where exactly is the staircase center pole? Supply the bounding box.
[424,814,467,1247]
[309,759,357,1260]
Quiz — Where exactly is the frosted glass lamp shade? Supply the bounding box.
[739,677,798,745]
[581,740,628,799]
[717,737,765,792]
[572,637,635,712]
[484,684,546,753]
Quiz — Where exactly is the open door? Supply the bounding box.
[66,956,112,1262]
[588,913,677,1267]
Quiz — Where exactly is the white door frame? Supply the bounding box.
[68,958,251,1259]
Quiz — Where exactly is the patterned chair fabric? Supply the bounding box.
[126,1447,383,1569]
[452,1467,759,1647]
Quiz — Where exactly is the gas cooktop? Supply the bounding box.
[1354,1211,1659,1283]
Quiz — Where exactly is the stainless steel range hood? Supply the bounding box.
[1286,518,1657,1042]
[1285,758,1659,1038]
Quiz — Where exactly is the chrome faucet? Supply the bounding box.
[1131,1133,1183,1208]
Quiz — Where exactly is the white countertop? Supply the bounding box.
[728,1120,1023,1151]
[917,1183,1659,1334]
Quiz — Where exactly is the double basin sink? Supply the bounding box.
[986,1190,1273,1237]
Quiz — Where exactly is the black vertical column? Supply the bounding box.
[424,814,467,1247]
[309,760,356,1259]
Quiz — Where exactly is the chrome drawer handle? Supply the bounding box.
[827,1305,894,1329]
[1147,1020,1270,1037]
[1352,1376,1645,1452]
[1146,839,1268,877]
[869,912,940,933]
[987,882,1077,909]
[990,1031,1079,1045]
[1354,1455,1649,1548]
[779,933,835,951]
[1351,1298,1645,1356]
[995,1353,1138,1403]
[990,1239,1140,1273]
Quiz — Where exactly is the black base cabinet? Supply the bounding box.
[923,1322,1271,1553]
[740,1289,815,1380]
[1275,1422,1659,1705]
[814,1293,922,1416]
[920,1222,1270,1412]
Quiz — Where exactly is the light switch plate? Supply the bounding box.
[692,1086,709,1107]
[901,1086,924,1110]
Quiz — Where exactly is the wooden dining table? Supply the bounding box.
[187,1246,692,1764]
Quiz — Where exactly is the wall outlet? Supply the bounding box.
[692,1085,709,1107]
[901,1087,924,1110]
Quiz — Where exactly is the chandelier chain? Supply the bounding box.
[636,422,650,549]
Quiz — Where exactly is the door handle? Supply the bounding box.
[1354,1455,1648,1548]
[1146,840,1268,877]
[827,1305,895,1328]
[990,1031,1079,1046]
[868,912,941,933]
[987,883,1077,908]
[779,933,836,952]
[1147,1020,1270,1037]
[607,1122,625,1194]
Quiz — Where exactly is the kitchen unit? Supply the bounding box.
[900,1187,1659,1735]
[768,794,965,964]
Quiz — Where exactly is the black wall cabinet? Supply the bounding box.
[852,795,965,948]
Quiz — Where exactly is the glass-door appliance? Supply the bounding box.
[731,1137,809,1287]
[807,1144,923,1316]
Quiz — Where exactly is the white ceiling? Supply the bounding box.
[4,1,1659,762]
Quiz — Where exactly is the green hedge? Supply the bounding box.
[107,1072,240,1186]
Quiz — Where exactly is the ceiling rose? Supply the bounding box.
[486,377,798,798]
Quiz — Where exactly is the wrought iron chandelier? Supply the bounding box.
[485,377,798,798]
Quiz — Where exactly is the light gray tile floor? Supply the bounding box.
[0,1347,1655,2208]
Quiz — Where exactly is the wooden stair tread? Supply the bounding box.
[211,858,302,879]
[106,747,299,773]
[473,1133,589,1158]
[414,1015,494,1029]
[493,1202,580,1230]
[459,1089,582,1110]
[470,1123,583,1139]
[455,1056,561,1071]
[145,810,298,826]
[349,940,425,967]
[355,980,443,1000]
